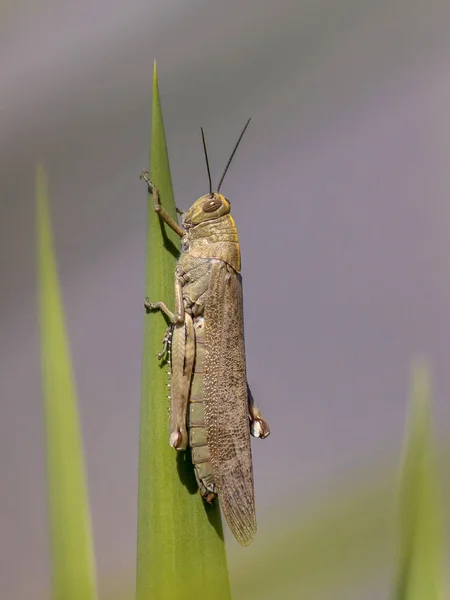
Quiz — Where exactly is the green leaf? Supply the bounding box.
[36,165,97,600]
[136,63,231,600]
[394,362,447,600]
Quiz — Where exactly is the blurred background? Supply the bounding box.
[2,0,450,598]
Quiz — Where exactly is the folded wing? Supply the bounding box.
[203,260,256,546]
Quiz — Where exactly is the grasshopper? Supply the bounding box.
[142,119,270,546]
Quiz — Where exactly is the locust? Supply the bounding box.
[141,119,270,546]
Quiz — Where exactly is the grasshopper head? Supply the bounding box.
[188,118,250,228]
[183,193,230,226]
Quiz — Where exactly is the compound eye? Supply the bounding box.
[202,197,223,213]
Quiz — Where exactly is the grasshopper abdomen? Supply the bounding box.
[188,315,217,503]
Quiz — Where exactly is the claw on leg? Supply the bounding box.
[144,298,177,323]
[140,170,154,192]
[144,296,154,312]
[157,327,173,361]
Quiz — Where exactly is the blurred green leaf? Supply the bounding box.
[394,362,447,600]
[103,441,450,600]
[231,373,450,600]
[37,164,97,600]
[230,462,396,600]
[136,63,231,600]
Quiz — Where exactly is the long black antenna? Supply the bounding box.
[217,117,251,193]
[201,127,213,197]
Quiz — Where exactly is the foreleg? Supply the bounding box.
[140,171,184,237]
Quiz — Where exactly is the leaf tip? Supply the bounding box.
[36,163,50,246]
[411,359,432,414]
[36,162,47,202]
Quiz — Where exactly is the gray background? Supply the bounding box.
[2,0,450,597]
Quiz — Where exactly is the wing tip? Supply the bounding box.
[234,523,257,547]
[226,512,257,546]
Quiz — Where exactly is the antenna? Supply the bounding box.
[201,127,213,197]
[217,118,251,193]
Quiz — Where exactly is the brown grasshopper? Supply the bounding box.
[142,119,270,546]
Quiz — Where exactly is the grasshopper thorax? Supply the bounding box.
[182,193,230,228]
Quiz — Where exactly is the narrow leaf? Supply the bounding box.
[394,362,447,600]
[37,165,97,600]
[136,63,231,600]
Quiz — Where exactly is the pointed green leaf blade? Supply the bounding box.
[136,63,231,600]
[394,362,447,600]
[37,165,97,600]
